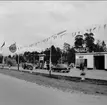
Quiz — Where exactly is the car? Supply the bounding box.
[69,63,74,68]
[52,64,71,73]
[22,63,33,70]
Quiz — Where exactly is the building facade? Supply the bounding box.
[75,52,107,70]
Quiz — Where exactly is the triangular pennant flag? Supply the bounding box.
[89,28,92,32]
[1,42,5,48]
[53,35,57,39]
[98,25,101,30]
[93,27,96,30]
[78,31,80,34]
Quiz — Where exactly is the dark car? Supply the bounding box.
[52,64,70,73]
[22,63,33,70]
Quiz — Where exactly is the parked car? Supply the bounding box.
[52,64,71,73]
[69,63,74,68]
[22,63,33,70]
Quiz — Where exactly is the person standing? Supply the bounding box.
[80,62,86,80]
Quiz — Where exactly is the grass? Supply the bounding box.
[0,68,107,96]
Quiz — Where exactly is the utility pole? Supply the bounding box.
[61,53,62,64]
[17,47,20,71]
[18,54,20,70]
[49,45,52,76]
[48,30,67,76]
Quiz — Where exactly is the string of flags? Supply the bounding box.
[17,23,107,50]
[0,23,107,53]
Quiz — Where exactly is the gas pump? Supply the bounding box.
[38,54,45,69]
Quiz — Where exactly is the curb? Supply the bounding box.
[0,67,107,85]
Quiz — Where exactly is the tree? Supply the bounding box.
[94,40,107,52]
[51,45,58,64]
[74,35,84,48]
[67,47,76,64]
[23,51,39,63]
[44,48,50,62]
[15,54,26,63]
[84,32,95,52]
[102,40,107,52]
[43,46,62,64]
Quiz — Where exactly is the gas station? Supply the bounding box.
[75,52,107,70]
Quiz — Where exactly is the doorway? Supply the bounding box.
[84,59,87,68]
[94,55,105,70]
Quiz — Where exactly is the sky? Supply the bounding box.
[0,1,107,55]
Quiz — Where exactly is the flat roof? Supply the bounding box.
[38,54,46,56]
[76,52,107,55]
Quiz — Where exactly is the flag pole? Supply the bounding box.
[1,48,4,68]
[17,48,20,71]
[0,42,5,68]
[18,54,20,70]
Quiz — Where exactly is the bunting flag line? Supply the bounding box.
[9,43,17,53]
[1,42,5,48]
[18,24,103,50]
[98,25,101,30]
[78,31,80,34]
[57,30,67,35]
[53,35,57,39]
[93,27,96,31]
[60,33,66,38]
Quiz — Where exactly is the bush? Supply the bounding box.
[6,58,17,66]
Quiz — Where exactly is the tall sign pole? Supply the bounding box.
[9,42,18,70]
[1,42,5,68]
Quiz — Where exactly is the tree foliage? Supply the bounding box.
[84,32,95,52]
[74,35,84,48]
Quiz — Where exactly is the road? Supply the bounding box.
[0,73,107,105]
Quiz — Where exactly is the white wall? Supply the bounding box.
[76,54,94,68]
[86,55,94,68]
[105,54,107,69]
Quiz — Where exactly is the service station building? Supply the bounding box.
[75,52,107,70]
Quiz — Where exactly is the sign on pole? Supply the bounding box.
[9,43,17,53]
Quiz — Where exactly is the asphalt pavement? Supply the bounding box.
[0,73,107,105]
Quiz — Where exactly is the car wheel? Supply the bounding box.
[67,71,70,73]
[30,67,33,70]
[52,70,54,72]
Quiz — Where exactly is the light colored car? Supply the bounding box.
[52,64,70,73]
[69,63,74,68]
